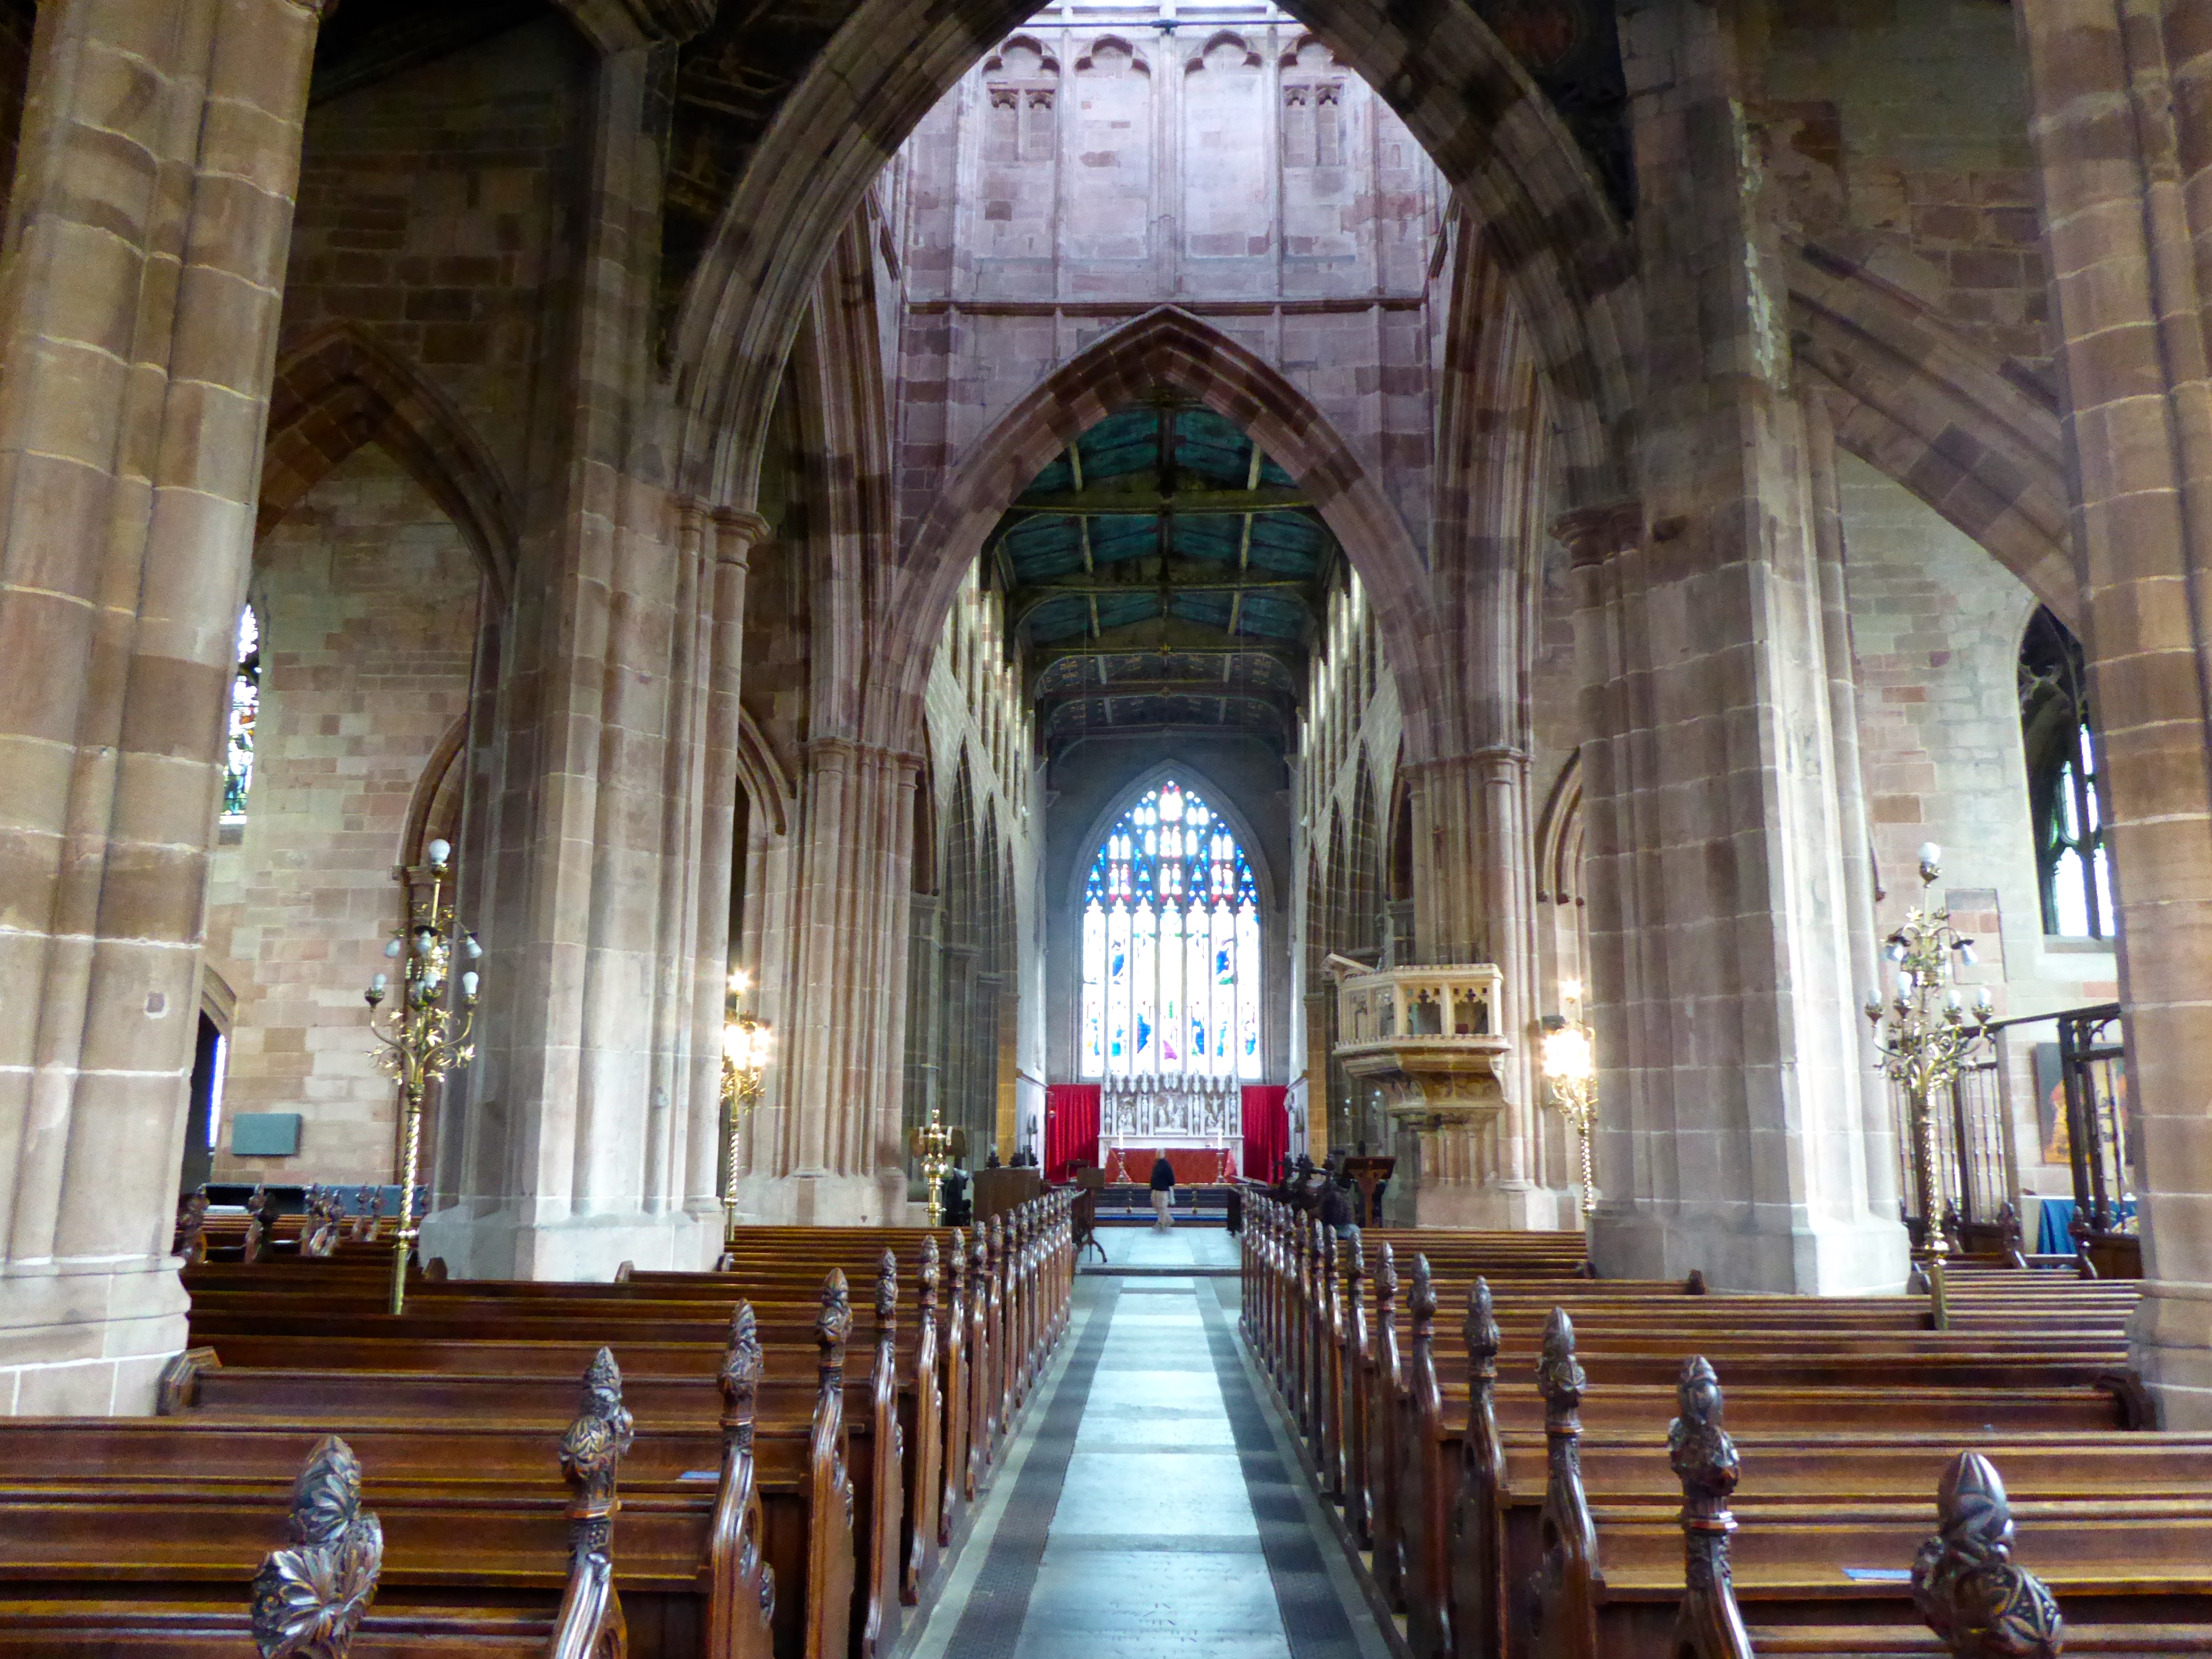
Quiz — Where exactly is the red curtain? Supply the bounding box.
[1242,1085,1289,1181]
[1045,1084,1101,1183]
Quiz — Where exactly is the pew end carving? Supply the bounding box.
[553,1346,634,1659]
[712,1303,778,1659]
[1912,1452,2064,1659]
[1450,1277,1505,1659]
[1529,1307,1597,1659]
[250,1433,383,1659]
[1668,1357,1752,1659]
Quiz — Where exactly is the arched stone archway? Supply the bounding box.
[261,322,520,597]
[1786,241,2078,625]
[670,0,1635,518]
[858,307,1445,759]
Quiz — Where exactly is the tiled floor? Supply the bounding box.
[1088,1223,1245,1270]
[906,1237,1388,1659]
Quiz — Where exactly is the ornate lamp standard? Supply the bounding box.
[364,837,479,1314]
[1541,978,1598,1220]
[1865,842,1992,1330]
[908,1108,969,1225]
[717,969,772,1265]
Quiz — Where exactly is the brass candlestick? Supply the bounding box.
[1865,843,1993,1331]
[1542,978,1598,1220]
[718,969,772,1265]
[909,1108,968,1225]
[364,838,479,1315]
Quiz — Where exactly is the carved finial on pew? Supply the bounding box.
[723,1303,762,1443]
[920,1236,941,1323]
[251,1434,383,1659]
[1684,1269,1708,1296]
[1531,1308,1598,1659]
[818,1267,855,1386]
[1452,1278,1506,1659]
[175,1191,209,1264]
[1912,1452,2065,1659]
[1409,1253,1437,1339]
[301,1192,340,1258]
[713,1302,778,1648]
[877,1249,899,1329]
[554,1348,633,1657]
[562,1349,635,1548]
[1668,1358,1753,1659]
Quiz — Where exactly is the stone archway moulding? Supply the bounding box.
[670,0,1637,516]
[861,307,1443,760]
[1785,239,2080,628]
[1062,756,1284,918]
[260,322,522,598]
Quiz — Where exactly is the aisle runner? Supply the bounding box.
[930,1272,1377,1659]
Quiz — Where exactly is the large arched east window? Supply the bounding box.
[1081,780,1261,1080]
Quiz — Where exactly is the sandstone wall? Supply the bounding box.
[205,446,483,1186]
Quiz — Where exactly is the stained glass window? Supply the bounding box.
[222,606,260,821]
[1081,781,1262,1079]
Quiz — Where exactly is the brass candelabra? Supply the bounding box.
[908,1108,968,1225]
[1542,978,1598,1220]
[364,838,479,1314]
[1865,842,1992,1330]
[718,969,772,1263]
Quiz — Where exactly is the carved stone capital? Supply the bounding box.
[1550,501,1644,569]
[554,0,717,51]
[714,508,773,564]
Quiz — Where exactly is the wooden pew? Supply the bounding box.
[175,1260,911,1659]
[1239,1199,2211,1659]
[0,1339,775,1659]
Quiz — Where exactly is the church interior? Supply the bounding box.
[1,0,2208,1652]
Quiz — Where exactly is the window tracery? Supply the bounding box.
[1080,780,1261,1081]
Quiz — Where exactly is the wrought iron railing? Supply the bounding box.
[1891,1057,2011,1240]
[2057,1002,2133,1235]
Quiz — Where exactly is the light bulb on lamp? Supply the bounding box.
[427,838,451,870]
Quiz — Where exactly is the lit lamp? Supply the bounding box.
[719,969,773,1263]
[364,837,479,1314]
[1865,842,1993,1329]
[1541,978,1598,1221]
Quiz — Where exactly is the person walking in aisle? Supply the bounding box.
[1149,1154,1176,1230]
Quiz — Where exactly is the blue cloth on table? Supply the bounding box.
[2036,1196,2136,1255]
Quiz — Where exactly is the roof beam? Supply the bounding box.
[1001,485,1312,516]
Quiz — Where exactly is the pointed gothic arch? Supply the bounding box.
[1062,757,1281,918]
[670,0,1634,519]
[260,322,520,597]
[862,307,1442,757]
[1785,240,2078,626]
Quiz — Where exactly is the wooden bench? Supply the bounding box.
[1238,1199,2205,1659]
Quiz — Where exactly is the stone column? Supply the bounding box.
[678,508,767,1236]
[0,0,330,1414]
[730,740,918,1223]
[419,11,722,1282]
[2014,0,2212,1423]
[1575,0,1910,1293]
[1403,751,1552,1225]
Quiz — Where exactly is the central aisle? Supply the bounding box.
[905,1238,1390,1659]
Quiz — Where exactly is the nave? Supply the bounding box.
[907,1235,1389,1659]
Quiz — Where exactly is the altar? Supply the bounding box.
[1097,1075,1241,1186]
